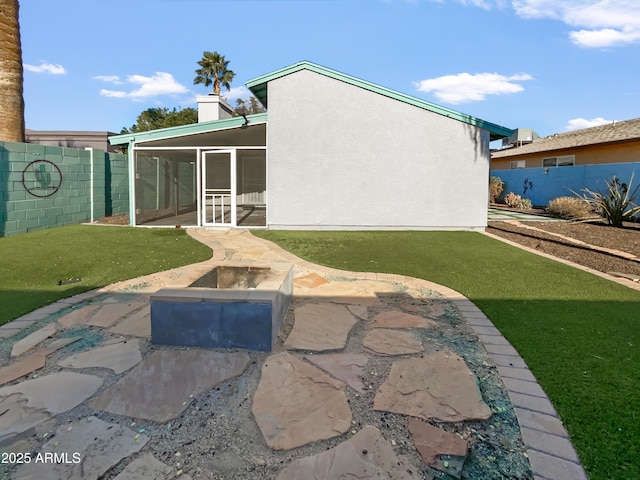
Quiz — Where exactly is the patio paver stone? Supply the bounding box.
[276,425,413,480]
[284,302,357,351]
[90,350,249,422]
[362,329,425,356]
[13,416,148,480]
[304,352,369,393]
[252,352,352,450]
[10,323,56,357]
[408,418,468,479]
[0,372,103,442]
[58,338,142,374]
[373,351,492,422]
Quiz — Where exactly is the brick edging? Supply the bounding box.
[0,289,106,339]
[445,295,589,480]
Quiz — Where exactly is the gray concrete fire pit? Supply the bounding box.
[150,263,293,351]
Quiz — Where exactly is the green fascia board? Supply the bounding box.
[109,113,268,145]
[246,61,513,141]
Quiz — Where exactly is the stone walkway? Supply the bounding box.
[0,229,588,480]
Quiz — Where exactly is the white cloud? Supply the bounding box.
[435,1,640,48]
[99,89,128,98]
[512,0,640,48]
[565,117,614,131]
[415,72,533,104]
[569,28,640,48]
[458,0,508,9]
[99,72,188,100]
[93,75,124,84]
[24,62,66,74]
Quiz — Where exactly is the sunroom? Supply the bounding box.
[110,111,267,228]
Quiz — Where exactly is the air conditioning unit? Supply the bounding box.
[502,128,540,148]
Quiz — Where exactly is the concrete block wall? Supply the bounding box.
[101,149,129,217]
[0,141,129,237]
[491,162,640,207]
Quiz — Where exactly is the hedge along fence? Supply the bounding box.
[0,141,129,237]
[491,161,640,207]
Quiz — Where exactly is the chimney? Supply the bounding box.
[197,94,233,122]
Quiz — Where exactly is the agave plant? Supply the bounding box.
[577,173,640,227]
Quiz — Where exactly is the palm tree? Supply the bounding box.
[193,51,235,95]
[0,0,25,142]
[234,96,265,116]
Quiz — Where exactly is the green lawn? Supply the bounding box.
[254,230,640,480]
[0,225,212,325]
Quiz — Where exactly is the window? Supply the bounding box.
[510,160,525,169]
[542,155,575,167]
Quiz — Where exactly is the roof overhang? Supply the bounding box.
[109,113,268,146]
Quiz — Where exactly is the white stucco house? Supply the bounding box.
[109,61,513,230]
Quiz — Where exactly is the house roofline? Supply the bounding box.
[109,113,268,145]
[492,137,640,160]
[492,117,640,159]
[246,60,513,141]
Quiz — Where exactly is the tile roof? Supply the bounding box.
[492,117,640,158]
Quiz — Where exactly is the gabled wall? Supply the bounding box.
[0,141,128,237]
[265,69,491,230]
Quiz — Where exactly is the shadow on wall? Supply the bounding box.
[0,146,6,236]
[463,123,490,164]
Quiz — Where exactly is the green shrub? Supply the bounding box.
[547,196,594,219]
[576,173,640,227]
[504,192,533,209]
[489,176,505,203]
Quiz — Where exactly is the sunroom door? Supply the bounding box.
[202,150,236,226]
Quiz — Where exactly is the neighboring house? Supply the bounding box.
[491,118,640,170]
[490,119,640,207]
[110,61,512,230]
[26,129,119,152]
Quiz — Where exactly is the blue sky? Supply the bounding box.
[20,0,640,139]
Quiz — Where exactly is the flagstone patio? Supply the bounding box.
[0,229,587,480]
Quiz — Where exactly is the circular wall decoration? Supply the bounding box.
[22,160,63,198]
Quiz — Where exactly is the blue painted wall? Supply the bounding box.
[491,162,640,207]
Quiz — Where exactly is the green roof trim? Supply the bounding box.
[109,113,268,145]
[246,61,513,141]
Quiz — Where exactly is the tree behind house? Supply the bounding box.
[234,96,266,115]
[121,107,198,134]
[0,0,25,142]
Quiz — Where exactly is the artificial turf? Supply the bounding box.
[253,229,640,480]
[0,225,212,325]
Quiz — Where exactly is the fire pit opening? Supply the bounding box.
[151,263,293,352]
[189,266,271,289]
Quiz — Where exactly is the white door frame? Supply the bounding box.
[201,149,237,227]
